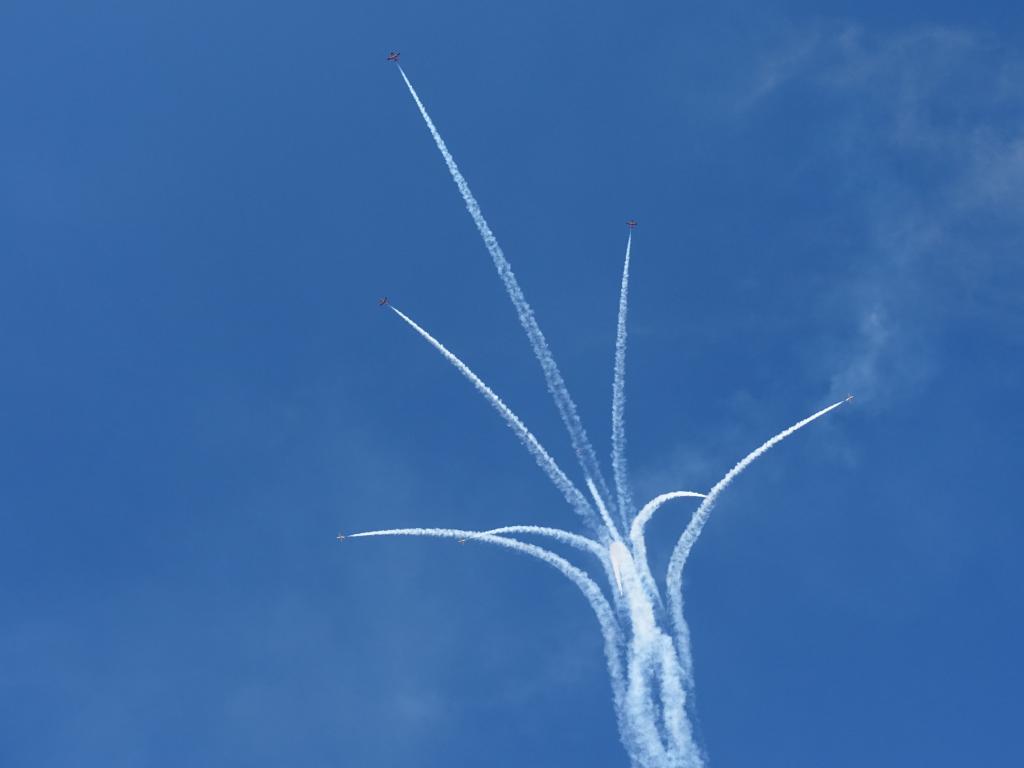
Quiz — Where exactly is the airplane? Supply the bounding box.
[336,533,347,542]
[610,552,623,595]
[844,394,855,403]
[457,538,468,545]
[378,296,389,307]
[608,541,628,596]
[626,220,638,228]
[387,51,400,62]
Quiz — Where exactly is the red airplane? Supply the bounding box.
[378,297,389,307]
[626,220,638,228]
[386,51,400,62]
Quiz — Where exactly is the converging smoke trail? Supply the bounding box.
[614,536,703,766]
[615,540,671,766]
[654,633,702,768]
[665,398,850,675]
[375,67,855,768]
[611,233,635,531]
[482,525,604,559]
[483,525,623,609]
[588,477,623,540]
[350,526,625,702]
[630,492,710,554]
[628,491,708,605]
[389,305,601,532]
[397,66,617,527]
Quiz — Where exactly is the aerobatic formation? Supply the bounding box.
[341,55,854,768]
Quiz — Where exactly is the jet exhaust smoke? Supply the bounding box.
[389,304,600,532]
[351,526,626,705]
[348,64,853,767]
[397,66,618,522]
[664,399,850,684]
[611,233,635,530]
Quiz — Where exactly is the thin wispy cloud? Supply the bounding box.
[746,23,1024,409]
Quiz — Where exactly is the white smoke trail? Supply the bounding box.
[390,305,600,532]
[483,524,624,616]
[609,540,628,596]
[350,526,625,703]
[397,66,617,526]
[653,632,702,768]
[611,233,635,530]
[628,491,707,606]
[665,399,849,676]
[625,645,669,766]
[630,492,709,558]
[377,68,852,768]
[616,534,704,766]
[616,534,670,766]
[588,477,623,540]
[482,525,604,559]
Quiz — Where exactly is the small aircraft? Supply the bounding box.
[844,394,855,403]
[457,538,468,545]
[336,533,347,542]
[626,220,638,228]
[378,296,389,307]
[386,51,400,62]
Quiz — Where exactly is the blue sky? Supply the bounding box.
[2,1,1023,766]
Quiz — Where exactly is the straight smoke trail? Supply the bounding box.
[611,233,635,530]
[350,526,625,701]
[665,399,850,673]
[389,304,600,532]
[397,66,617,524]
[615,536,703,766]
[654,633,702,768]
[617,541,670,766]
[588,477,623,540]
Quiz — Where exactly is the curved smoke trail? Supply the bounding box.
[628,491,707,605]
[665,399,849,677]
[482,525,604,559]
[350,526,625,705]
[630,492,710,555]
[483,524,623,614]
[611,233,635,530]
[389,305,600,533]
[397,66,617,529]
